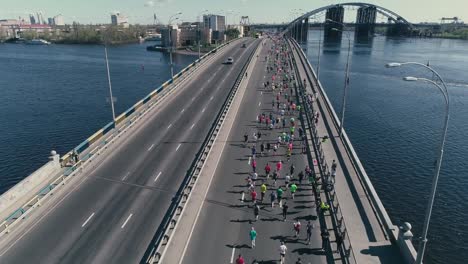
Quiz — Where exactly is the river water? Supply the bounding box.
[0,35,466,263]
[304,30,468,264]
[0,42,196,192]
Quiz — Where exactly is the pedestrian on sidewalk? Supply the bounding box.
[321,228,330,252]
[250,227,257,248]
[331,160,337,174]
[254,204,260,221]
[282,201,288,221]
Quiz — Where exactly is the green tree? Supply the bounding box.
[225,28,240,40]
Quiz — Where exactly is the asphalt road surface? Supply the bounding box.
[0,38,260,264]
[180,37,329,264]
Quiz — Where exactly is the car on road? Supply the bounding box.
[225,57,234,64]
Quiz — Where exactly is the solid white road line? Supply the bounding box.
[258,102,261,106]
[241,193,245,203]
[202,107,206,113]
[181,108,185,113]
[190,123,195,130]
[248,156,251,165]
[176,143,182,151]
[81,213,95,227]
[261,91,263,95]
[148,144,155,151]
[154,171,162,182]
[191,97,195,102]
[121,213,133,229]
[122,171,130,181]
[167,124,172,129]
[210,96,214,101]
[230,247,236,263]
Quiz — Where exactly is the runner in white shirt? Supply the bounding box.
[279,241,288,264]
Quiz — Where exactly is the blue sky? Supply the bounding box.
[1,0,467,25]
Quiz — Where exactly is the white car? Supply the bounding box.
[225,57,234,64]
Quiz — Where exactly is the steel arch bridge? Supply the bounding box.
[286,2,413,31]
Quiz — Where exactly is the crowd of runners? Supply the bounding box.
[234,34,334,264]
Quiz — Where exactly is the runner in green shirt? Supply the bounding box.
[290,183,298,200]
[250,227,257,248]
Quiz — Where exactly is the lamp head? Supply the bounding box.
[386,62,402,68]
[403,76,419,81]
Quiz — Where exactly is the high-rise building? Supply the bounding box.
[54,15,65,26]
[37,12,45,24]
[111,12,129,27]
[203,14,226,32]
[29,14,36,25]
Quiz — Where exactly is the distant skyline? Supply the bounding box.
[1,0,467,25]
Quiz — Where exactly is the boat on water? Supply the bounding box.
[146,45,167,52]
[26,39,51,45]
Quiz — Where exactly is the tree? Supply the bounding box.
[225,28,240,39]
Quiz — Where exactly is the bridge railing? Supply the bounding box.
[0,38,241,237]
[287,39,357,264]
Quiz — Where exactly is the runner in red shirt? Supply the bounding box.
[236,254,245,264]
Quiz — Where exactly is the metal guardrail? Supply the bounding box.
[287,38,357,263]
[141,40,261,264]
[0,38,241,237]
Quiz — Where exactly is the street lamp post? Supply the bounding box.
[104,45,116,122]
[168,12,182,78]
[197,9,208,59]
[386,62,450,264]
[330,25,351,136]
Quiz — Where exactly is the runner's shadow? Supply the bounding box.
[227,190,244,194]
[294,205,313,209]
[292,247,324,255]
[296,215,318,221]
[230,219,252,223]
[226,244,250,249]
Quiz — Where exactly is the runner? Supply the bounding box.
[250,226,257,248]
[293,219,301,237]
[270,190,277,208]
[290,182,297,199]
[236,254,245,264]
[265,163,271,178]
[282,201,288,221]
[306,221,314,245]
[251,189,257,203]
[260,182,267,202]
[279,241,288,264]
[285,174,291,188]
[277,187,284,208]
[254,204,260,221]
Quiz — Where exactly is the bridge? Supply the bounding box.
[0,8,418,264]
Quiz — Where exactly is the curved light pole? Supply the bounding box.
[197,9,208,58]
[168,12,182,78]
[386,62,450,264]
[330,24,351,136]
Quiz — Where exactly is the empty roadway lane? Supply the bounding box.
[0,38,260,263]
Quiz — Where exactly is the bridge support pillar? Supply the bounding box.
[387,17,411,36]
[324,5,344,41]
[355,6,377,38]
